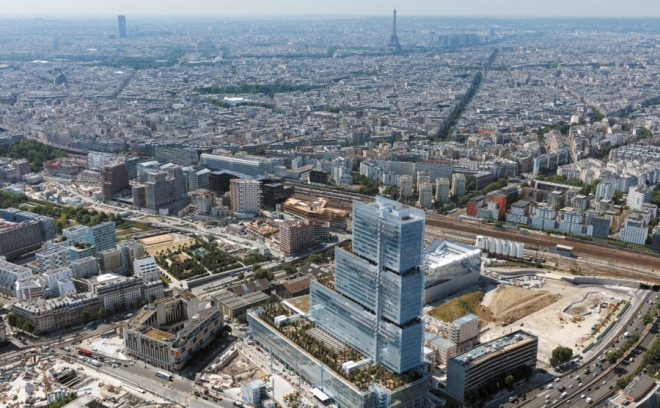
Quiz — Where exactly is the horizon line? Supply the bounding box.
[3,13,660,19]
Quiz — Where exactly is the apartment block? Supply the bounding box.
[134,256,160,282]
[451,173,466,198]
[229,179,262,215]
[70,257,99,279]
[619,215,648,245]
[0,256,32,297]
[35,246,70,273]
[10,293,100,334]
[419,182,433,210]
[436,178,450,204]
[628,185,652,211]
[277,219,330,256]
[89,273,144,311]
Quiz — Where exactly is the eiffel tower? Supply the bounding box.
[388,9,401,51]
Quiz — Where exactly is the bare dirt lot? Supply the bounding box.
[488,286,560,323]
[143,237,196,256]
[481,279,629,365]
[139,234,174,246]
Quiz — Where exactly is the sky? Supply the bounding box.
[3,0,660,18]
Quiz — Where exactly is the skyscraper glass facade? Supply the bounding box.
[310,196,425,374]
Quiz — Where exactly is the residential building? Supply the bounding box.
[0,257,32,296]
[277,219,330,256]
[101,162,129,200]
[422,240,482,303]
[99,248,124,273]
[451,173,466,198]
[449,314,481,353]
[123,291,224,371]
[118,240,146,273]
[628,185,652,211]
[35,246,70,273]
[417,170,431,189]
[595,181,615,201]
[39,266,73,298]
[134,256,160,282]
[10,293,100,334]
[446,331,538,402]
[230,179,262,215]
[70,257,99,279]
[399,174,413,198]
[89,274,144,311]
[62,222,116,253]
[0,220,43,259]
[419,182,433,210]
[619,215,648,246]
[547,190,564,209]
[436,178,450,204]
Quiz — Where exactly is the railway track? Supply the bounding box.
[425,213,660,281]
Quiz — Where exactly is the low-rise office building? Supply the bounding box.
[123,292,224,371]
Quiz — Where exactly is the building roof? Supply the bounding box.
[144,328,174,342]
[281,276,311,294]
[451,330,536,366]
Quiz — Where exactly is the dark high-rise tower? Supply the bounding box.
[388,9,401,50]
[118,15,127,38]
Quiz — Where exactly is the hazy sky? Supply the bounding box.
[3,0,660,17]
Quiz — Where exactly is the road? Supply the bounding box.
[510,297,657,408]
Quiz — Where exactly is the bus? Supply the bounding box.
[155,371,173,381]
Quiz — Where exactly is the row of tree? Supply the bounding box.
[5,312,35,333]
[0,139,68,172]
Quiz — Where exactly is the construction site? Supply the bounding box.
[0,350,172,408]
[480,279,627,366]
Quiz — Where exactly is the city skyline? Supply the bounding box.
[2,0,660,18]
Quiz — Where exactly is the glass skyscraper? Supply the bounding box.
[310,196,425,374]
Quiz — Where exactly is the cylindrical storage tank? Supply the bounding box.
[509,241,517,257]
[502,241,509,256]
[517,243,524,258]
[489,238,496,253]
[495,239,503,255]
[476,236,484,248]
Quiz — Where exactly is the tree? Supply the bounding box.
[81,310,91,321]
[505,374,515,389]
[282,264,297,275]
[117,325,123,339]
[550,346,573,367]
[22,321,35,333]
[6,312,18,328]
[643,313,654,325]
[98,307,106,318]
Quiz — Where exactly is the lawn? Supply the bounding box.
[428,291,487,323]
